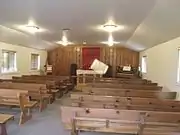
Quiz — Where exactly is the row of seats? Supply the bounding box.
[61,75,179,135]
[0,75,73,135]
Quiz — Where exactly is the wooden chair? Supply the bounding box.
[0,114,14,135]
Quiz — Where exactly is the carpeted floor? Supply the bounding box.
[3,96,122,135]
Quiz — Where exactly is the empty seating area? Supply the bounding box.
[61,75,180,135]
[0,75,73,135]
[0,1,180,135]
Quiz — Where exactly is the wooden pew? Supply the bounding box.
[81,88,166,98]
[15,75,73,92]
[87,83,162,90]
[0,89,37,125]
[70,93,180,112]
[11,77,69,97]
[96,78,157,85]
[0,82,52,111]
[10,77,61,96]
[61,106,180,135]
[23,75,73,89]
[22,75,69,80]
[12,77,55,86]
[0,114,14,135]
[20,75,70,85]
[116,72,138,79]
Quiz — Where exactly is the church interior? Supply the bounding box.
[0,0,180,135]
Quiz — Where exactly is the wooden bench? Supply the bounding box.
[0,82,52,112]
[61,106,180,135]
[95,79,157,85]
[80,88,167,98]
[0,114,14,135]
[0,89,37,125]
[21,75,74,90]
[20,75,70,85]
[70,92,180,112]
[11,77,56,86]
[22,75,69,80]
[116,72,138,78]
[87,83,162,90]
[10,77,61,97]
[14,75,73,93]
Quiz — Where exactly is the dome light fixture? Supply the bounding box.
[16,20,45,34]
[98,20,124,33]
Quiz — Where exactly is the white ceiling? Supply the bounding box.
[0,0,179,51]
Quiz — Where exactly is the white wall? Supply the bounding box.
[140,37,180,98]
[0,42,47,79]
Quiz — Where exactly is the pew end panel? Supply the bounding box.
[18,94,38,125]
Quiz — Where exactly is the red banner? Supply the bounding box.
[82,47,100,70]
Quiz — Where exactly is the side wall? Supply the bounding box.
[48,45,139,76]
[140,37,180,98]
[0,42,47,79]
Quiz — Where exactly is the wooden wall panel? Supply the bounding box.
[48,45,139,76]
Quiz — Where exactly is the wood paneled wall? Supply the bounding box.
[48,45,139,76]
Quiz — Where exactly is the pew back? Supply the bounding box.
[70,92,180,112]
[81,88,169,98]
[61,106,180,135]
[0,82,48,93]
[87,83,162,90]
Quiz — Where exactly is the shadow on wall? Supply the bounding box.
[162,86,171,92]
[161,86,178,100]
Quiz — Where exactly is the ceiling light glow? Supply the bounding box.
[56,29,73,46]
[83,41,87,45]
[56,40,73,46]
[102,34,120,46]
[98,20,124,32]
[16,20,45,34]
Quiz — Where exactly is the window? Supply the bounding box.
[177,49,180,83]
[31,54,40,70]
[1,50,17,73]
[141,56,147,73]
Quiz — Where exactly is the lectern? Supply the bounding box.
[76,59,108,88]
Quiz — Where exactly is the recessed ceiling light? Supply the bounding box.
[15,20,45,34]
[98,20,124,33]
